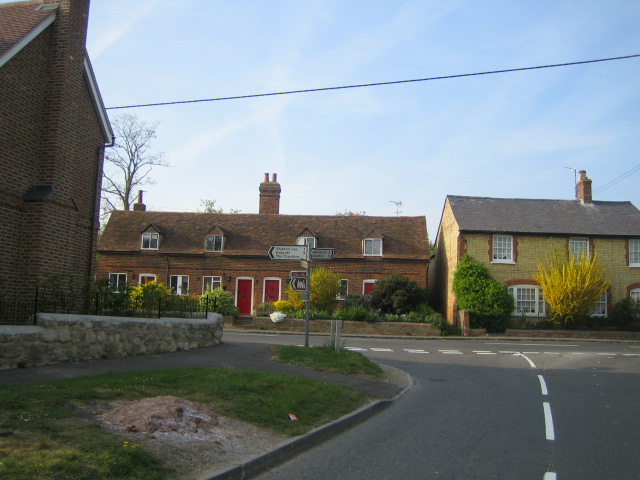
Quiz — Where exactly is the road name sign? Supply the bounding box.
[268,245,307,260]
[310,248,334,261]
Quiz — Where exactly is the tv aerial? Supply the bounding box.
[390,200,402,216]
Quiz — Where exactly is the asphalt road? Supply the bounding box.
[223,332,640,480]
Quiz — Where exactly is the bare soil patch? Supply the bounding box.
[78,396,288,480]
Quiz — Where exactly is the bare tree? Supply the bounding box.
[101,114,169,217]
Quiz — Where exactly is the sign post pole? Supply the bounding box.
[304,252,311,347]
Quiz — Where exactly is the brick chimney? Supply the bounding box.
[576,170,592,204]
[133,190,146,211]
[259,173,281,214]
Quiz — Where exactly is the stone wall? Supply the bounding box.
[0,313,223,370]
[229,316,441,337]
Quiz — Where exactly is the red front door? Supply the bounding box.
[264,279,280,303]
[236,279,253,315]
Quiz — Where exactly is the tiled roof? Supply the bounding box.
[98,211,430,260]
[0,2,55,60]
[447,195,640,236]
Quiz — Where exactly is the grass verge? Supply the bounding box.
[0,367,373,480]
[273,345,384,378]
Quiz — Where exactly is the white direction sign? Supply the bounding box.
[268,245,307,261]
[310,248,334,261]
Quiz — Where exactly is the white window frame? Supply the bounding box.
[203,276,222,293]
[629,239,640,267]
[363,279,377,295]
[205,234,224,252]
[138,273,156,284]
[589,292,607,317]
[569,237,589,259]
[141,232,159,250]
[508,285,546,317]
[338,279,349,300]
[363,238,382,256]
[630,288,640,302]
[297,236,316,250]
[170,275,189,295]
[109,273,127,291]
[492,235,514,264]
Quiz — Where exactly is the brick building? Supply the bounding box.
[429,171,640,325]
[97,174,430,316]
[0,0,113,315]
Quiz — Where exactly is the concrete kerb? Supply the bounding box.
[200,366,414,480]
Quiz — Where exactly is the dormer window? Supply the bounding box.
[296,227,317,250]
[205,234,224,252]
[364,238,382,256]
[297,236,316,249]
[205,225,226,252]
[141,232,159,250]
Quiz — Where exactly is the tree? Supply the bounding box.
[532,249,609,328]
[284,268,342,313]
[101,114,169,218]
[336,210,366,216]
[371,274,427,315]
[452,254,514,332]
[199,198,241,214]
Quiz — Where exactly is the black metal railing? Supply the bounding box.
[0,288,216,325]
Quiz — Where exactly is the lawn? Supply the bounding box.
[0,347,378,479]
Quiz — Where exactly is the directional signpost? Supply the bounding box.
[310,248,334,261]
[268,245,307,261]
[268,245,335,346]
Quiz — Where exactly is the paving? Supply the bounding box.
[0,336,411,480]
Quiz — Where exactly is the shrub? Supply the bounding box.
[532,249,609,328]
[310,268,342,313]
[611,298,640,331]
[342,294,373,310]
[336,306,378,322]
[274,300,295,313]
[452,255,513,332]
[130,281,173,309]
[285,287,306,310]
[371,274,428,315]
[256,301,276,316]
[199,287,239,317]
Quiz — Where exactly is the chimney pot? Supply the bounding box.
[259,173,281,214]
[576,170,593,204]
[133,190,146,211]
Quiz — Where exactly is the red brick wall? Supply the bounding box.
[96,253,428,313]
[0,0,107,303]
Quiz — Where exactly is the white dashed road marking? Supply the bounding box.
[543,402,556,441]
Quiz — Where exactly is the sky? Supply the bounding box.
[21,0,640,234]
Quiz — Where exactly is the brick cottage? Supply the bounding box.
[97,174,431,315]
[0,0,113,318]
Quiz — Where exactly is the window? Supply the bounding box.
[492,235,514,263]
[297,236,316,250]
[338,279,349,300]
[170,275,189,295]
[630,239,640,267]
[139,274,156,285]
[508,285,545,317]
[203,276,222,293]
[630,288,640,302]
[109,273,127,291]
[589,292,607,317]
[141,232,159,250]
[363,279,377,295]
[569,237,589,259]
[205,234,224,252]
[364,238,382,256]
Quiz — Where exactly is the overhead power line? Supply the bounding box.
[593,163,640,194]
[106,54,640,110]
